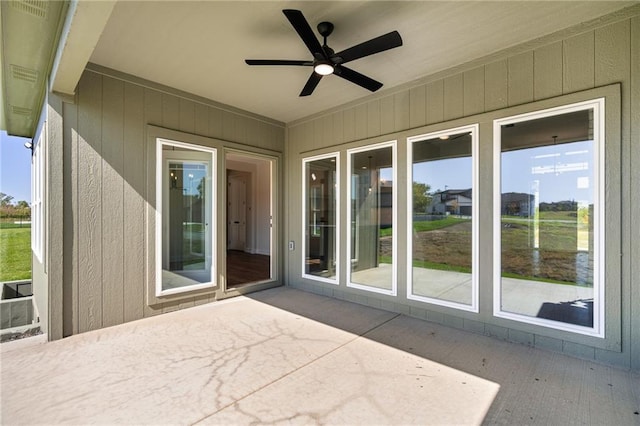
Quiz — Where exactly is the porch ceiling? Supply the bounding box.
[87,1,634,124]
[1,1,636,137]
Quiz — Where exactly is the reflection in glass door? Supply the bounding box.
[157,140,216,296]
[347,142,396,295]
[303,154,339,283]
[408,125,478,311]
[494,100,604,336]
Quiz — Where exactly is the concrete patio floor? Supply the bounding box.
[1,287,638,425]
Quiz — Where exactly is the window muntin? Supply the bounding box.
[493,99,604,336]
[302,153,339,284]
[347,142,397,296]
[407,125,479,311]
[156,139,216,296]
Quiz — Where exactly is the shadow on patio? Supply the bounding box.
[1,287,638,424]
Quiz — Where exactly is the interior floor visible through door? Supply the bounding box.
[227,250,270,287]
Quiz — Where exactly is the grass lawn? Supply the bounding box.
[0,226,32,281]
[380,216,468,237]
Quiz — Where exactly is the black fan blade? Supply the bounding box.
[334,66,383,92]
[300,72,323,97]
[245,59,312,66]
[336,31,402,64]
[283,9,325,58]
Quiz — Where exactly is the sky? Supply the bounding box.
[412,140,593,204]
[0,130,32,203]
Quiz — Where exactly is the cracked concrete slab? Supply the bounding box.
[1,287,638,425]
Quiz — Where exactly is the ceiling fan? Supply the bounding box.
[245,9,403,96]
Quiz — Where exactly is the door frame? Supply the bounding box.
[223,149,278,292]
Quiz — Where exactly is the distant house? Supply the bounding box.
[428,189,473,216]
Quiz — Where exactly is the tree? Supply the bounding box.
[0,192,14,207]
[412,182,432,212]
[0,193,30,219]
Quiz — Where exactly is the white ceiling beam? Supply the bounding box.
[50,0,117,96]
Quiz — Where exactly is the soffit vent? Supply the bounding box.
[11,105,33,117]
[10,64,39,85]
[10,0,48,19]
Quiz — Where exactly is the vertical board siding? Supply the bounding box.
[563,31,595,93]
[47,97,65,339]
[101,77,125,327]
[367,100,381,138]
[484,59,508,111]
[595,19,631,367]
[162,94,180,130]
[464,67,485,116]
[286,15,638,370]
[630,15,640,371]
[534,42,563,100]
[77,72,103,333]
[354,104,368,141]
[343,107,356,143]
[394,90,410,130]
[508,51,534,106]
[194,103,209,137]
[332,111,344,144]
[179,98,195,134]
[380,95,395,135]
[143,88,162,318]
[208,107,223,140]
[123,82,145,323]
[65,70,283,332]
[443,74,464,120]
[62,100,78,337]
[425,80,444,125]
[409,85,426,128]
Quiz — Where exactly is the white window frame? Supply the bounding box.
[492,98,605,337]
[301,152,340,285]
[31,128,45,263]
[406,124,479,312]
[155,138,217,297]
[346,140,397,296]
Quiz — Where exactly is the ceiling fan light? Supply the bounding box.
[314,63,334,75]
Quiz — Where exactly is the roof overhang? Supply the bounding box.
[0,0,115,138]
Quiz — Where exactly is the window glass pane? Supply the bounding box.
[349,145,394,293]
[411,130,474,307]
[499,108,597,329]
[303,155,337,281]
[160,144,214,293]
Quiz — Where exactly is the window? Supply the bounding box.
[302,153,339,283]
[31,128,45,263]
[347,142,397,295]
[156,139,216,296]
[408,125,479,311]
[493,99,604,336]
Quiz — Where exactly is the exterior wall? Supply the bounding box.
[50,65,285,337]
[286,12,640,370]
